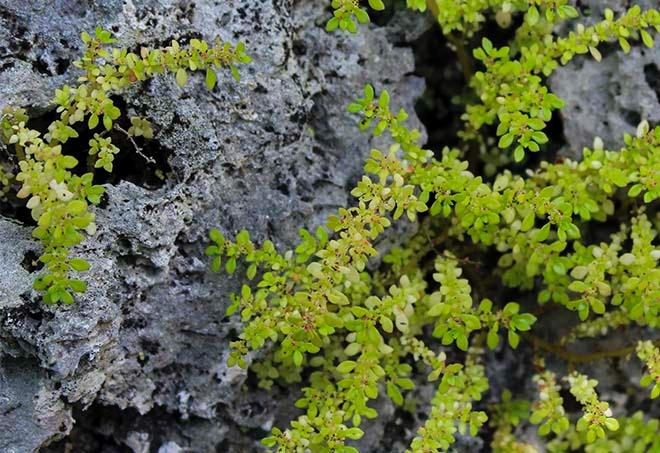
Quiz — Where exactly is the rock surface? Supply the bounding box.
[550,45,660,155]
[0,0,425,451]
[550,0,660,155]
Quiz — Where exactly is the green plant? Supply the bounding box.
[490,389,535,453]
[210,83,659,450]
[547,411,660,453]
[327,0,386,32]
[637,340,660,399]
[209,2,659,451]
[0,28,250,303]
[467,6,660,162]
[327,1,659,164]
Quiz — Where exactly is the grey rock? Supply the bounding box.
[0,219,33,311]
[157,441,183,453]
[0,358,73,452]
[0,0,426,451]
[551,8,660,156]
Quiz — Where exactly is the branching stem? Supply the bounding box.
[114,124,156,165]
[524,333,660,364]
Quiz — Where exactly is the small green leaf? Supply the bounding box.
[498,133,514,149]
[103,114,112,130]
[427,304,444,317]
[508,331,520,348]
[209,228,224,244]
[345,342,361,356]
[293,350,303,367]
[628,184,643,197]
[456,334,469,351]
[568,281,588,292]
[641,29,654,48]
[344,427,364,440]
[380,316,393,333]
[326,17,340,32]
[69,258,90,272]
[337,360,357,374]
[68,200,87,215]
[205,68,217,90]
[387,382,403,405]
[604,418,619,431]
[527,6,540,26]
[591,299,606,315]
[261,437,277,447]
[175,68,188,87]
[368,0,385,10]
[226,257,237,274]
[61,290,74,305]
[354,8,369,24]
[514,146,525,162]
[211,256,222,272]
[487,327,499,350]
[247,264,257,280]
[69,279,88,293]
[521,212,535,232]
[589,46,602,62]
[378,90,390,109]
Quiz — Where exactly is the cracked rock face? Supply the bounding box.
[0,0,425,451]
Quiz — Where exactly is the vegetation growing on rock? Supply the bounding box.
[207,1,660,452]
[0,28,249,303]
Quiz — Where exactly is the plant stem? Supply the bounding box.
[114,124,156,164]
[425,0,439,18]
[522,332,659,364]
[447,34,475,83]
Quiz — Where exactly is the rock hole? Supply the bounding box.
[622,109,642,127]
[140,338,160,355]
[21,250,44,272]
[31,56,52,75]
[559,387,581,413]
[121,316,148,330]
[643,64,660,103]
[411,22,469,152]
[292,39,307,56]
[55,58,70,75]
[275,181,290,196]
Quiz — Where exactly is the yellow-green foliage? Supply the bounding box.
[0,28,249,303]
[637,341,660,399]
[209,82,659,450]
[467,6,660,162]
[547,411,660,453]
[207,2,660,452]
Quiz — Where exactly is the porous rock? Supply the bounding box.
[551,1,660,155]
[0,0,426,451]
